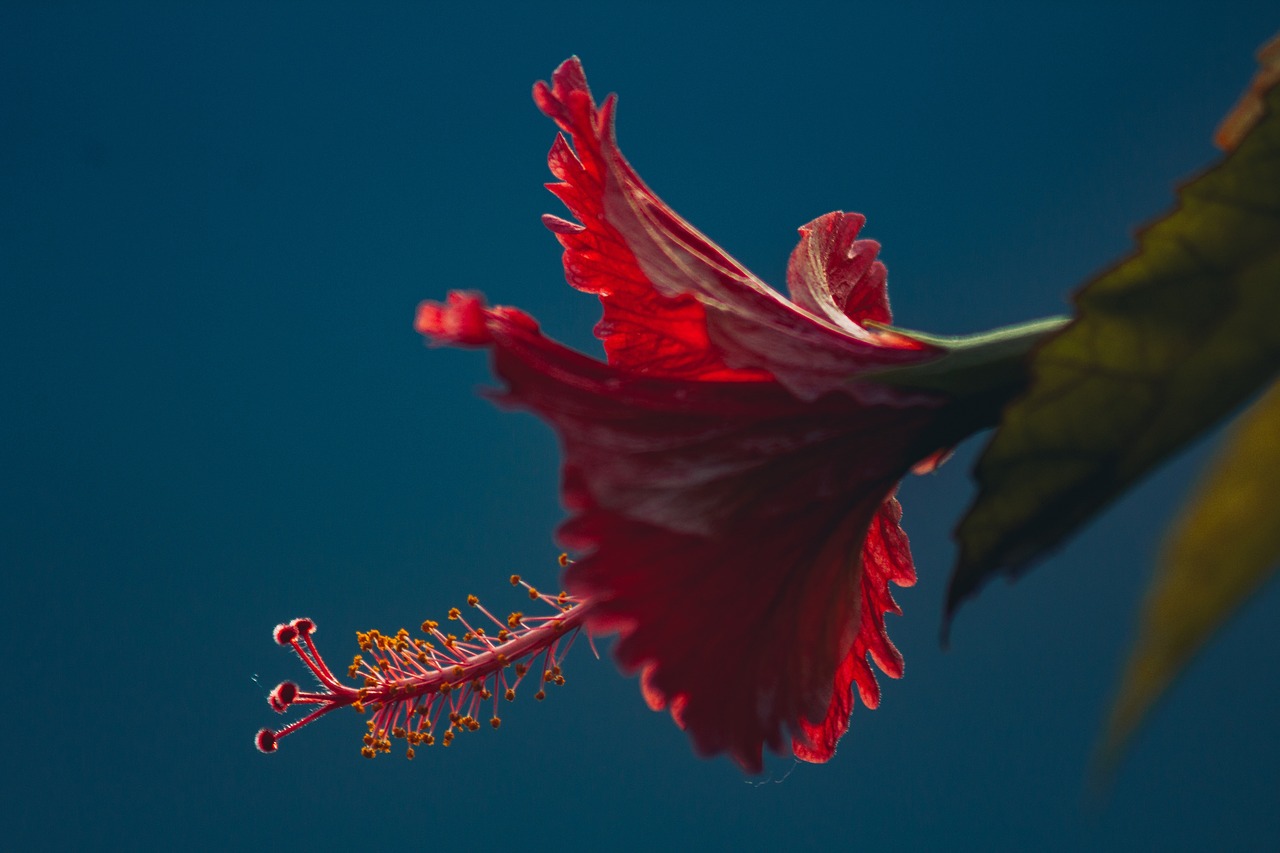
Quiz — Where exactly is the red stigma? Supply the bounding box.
[269,681,299,713]
[255,728,278,753]
[273,623,297,645]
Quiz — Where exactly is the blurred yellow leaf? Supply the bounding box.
[1099,378,1280,768]
[947,51,1280,628]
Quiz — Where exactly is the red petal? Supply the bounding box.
[534,60,745,381]
[424,295,936,770]
[533,59,939,399]
[792,496,916,763]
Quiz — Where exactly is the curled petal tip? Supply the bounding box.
[533,57,591,125]
[415,292,493,346]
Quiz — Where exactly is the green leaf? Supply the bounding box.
[947,64,1280,628]
[1099,378,1280,769]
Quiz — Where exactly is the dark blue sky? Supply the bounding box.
[4,4,1277,850]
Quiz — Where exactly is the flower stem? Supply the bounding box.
[864,315,1070,399]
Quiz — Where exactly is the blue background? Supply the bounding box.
[4,4,1277,850]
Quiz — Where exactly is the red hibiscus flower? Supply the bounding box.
[257,57,1055,772]
[412,58,995,773]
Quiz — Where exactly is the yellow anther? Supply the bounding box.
[480,688,492,700]
[558,552,570,567]
[440,681,453,695]
[424,733,435,746]
[558,591,568,604]
[505,688,516,701]
[392,726,406,739]
[510,574,521,585]
[527,587,539,600]
[507,613,523,628]
[452,665,464,678]
[406,747,415,760]
[447,607,461,621]
[515,663,529,677]
[535,690,546,701]
[497,629,510,642]
[496,653,510,667]
[445,634,457,649]
[544,670,554,682]
[475,627,486,636]
[463,631,475,641]
[467,594,479,607]
[361,746,375,759]
[554,675,566,686]
[490,716,501,729]
[421,620,438,633]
